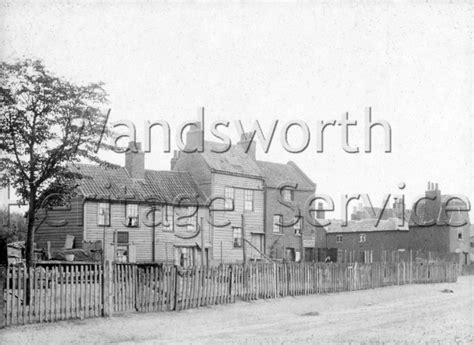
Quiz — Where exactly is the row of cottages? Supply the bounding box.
[324,218,410,263]
[172,122,322,263]
[323,183,471,265]
[35,143,212,266]
[35,126,321,265]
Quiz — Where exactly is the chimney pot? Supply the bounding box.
[171,150,179,170]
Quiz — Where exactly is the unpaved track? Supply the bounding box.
[1,276,473,344]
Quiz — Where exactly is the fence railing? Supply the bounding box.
[1,261,459,328]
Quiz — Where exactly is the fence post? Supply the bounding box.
[0,265,6,328]
[397,262,400,285]
[273,263,278,298]
[103,261,113,317]
[173,265,178,311]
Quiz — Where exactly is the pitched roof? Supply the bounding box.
[324,218,409,233]
[352,207,398,220]
[199,141,262,178]
[256,160,315,190]
[71,164,205,204]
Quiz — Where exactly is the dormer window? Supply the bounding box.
[126,204,139,227]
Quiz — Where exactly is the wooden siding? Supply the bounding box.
[211,173,265,263]
[35,197,85,253]
[83,201,210,263]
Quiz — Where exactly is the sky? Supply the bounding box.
[0,0,472,219]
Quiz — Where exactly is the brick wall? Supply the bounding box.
[264,187,317,261]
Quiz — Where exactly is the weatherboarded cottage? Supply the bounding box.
[173,125,265,263]
[35,143,210,265]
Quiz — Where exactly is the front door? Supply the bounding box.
[286,247,296,261]
[250,233,263,259]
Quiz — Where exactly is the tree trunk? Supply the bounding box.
[25,192,36,268]
[25,190,36,305]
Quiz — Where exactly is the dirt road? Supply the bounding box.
[1,276,473,344]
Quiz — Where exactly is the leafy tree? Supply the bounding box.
[0,59,113,267]
[0,208,27,243]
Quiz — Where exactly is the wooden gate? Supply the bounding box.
[113,263,177,313]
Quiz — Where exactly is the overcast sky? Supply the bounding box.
[1,1,472,218]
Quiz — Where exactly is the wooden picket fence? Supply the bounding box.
[2,263,103,327]
[1,261,459,327]
[461,264,474,276]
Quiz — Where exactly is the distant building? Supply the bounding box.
[324,218,409,263]
[409,182,471,265]
[322,182,471,265]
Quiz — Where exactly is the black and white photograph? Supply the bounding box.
[0,1,473,343]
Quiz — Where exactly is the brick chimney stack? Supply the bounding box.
[316,202,325,219]
[238,132,256,160]
[185,122,204,152]
[351,206,359,220]
[125,142,145,180]
[425,181,441,223]
[392,197,404,219]
[170,150,179,170]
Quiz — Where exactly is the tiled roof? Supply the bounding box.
[325,218,409,233]
[352,207,398,220]
[200,141,263,178]
[71,164,204,204]
[256,160,315,190]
